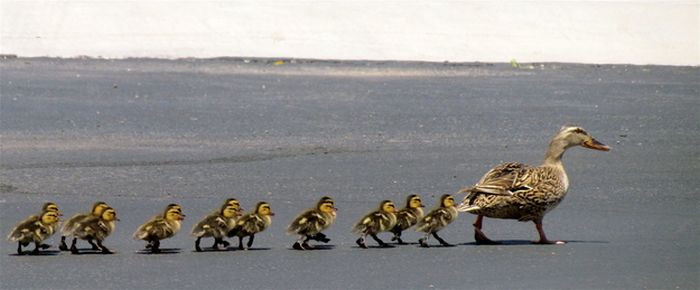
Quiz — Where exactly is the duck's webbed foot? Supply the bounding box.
[533,222,565,245]
[473,215,500,245]
[474,228,500,245]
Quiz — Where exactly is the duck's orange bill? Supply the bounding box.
[582,138,611,151]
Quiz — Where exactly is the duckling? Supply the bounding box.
[352,200,398,248]
[10,202,62,250]
[416,194,459,247]
[306,196,336,244]
[133,204,185,253]
[59,201,109,251]
[226,201,274,250]
[390,194,424,244]
[7,210,61,254]
[191,202,242,252]
[456,126,610,244]
[287,196,338,250]
[68,207,119,254]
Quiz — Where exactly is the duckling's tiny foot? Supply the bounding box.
[195,246,202,252]
[39,243,51,249]
[355,238,368,249]
[292,242,305,250]
[220,240,230,248]
[70,246,79,255]
[311,233,330,243]
[101,249,113,254]
[418,238,429,248]
[301,242,313,249]
[58,243,68,251]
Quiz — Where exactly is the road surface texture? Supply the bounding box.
[1,58,698,289]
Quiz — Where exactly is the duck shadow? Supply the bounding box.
[392,242,420,246]
[9,250,61,256]
[414,244,458,248]
[350,245,399,249]
[457,239,610,246]
[237,247,272,251]
[192,247,230,253]
[68,249,115,255]
[136,248,182,255]
[287,244,336,251]
[192,246,272,252]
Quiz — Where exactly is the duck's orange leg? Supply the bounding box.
[473,215,499,245]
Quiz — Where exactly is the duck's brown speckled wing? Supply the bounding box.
[464,163,568,221]
[476,162,530,194]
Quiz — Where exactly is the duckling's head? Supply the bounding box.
[379,200,397,213]
[164,207,185,221]
[101,207,119,222]
[40,211,61,225]
[439,194,456,208]
[221,204,240,218]
[405,194,424,209]
[317,196,335,206]
[91,201,110,216]
[318,200,337,214]
[165,203,182,212]
[555,126,610,151]
[319,196,334,203]
[254,202,274,216]
[42,202,62,216]
[224,198,243,212]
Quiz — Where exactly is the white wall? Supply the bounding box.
[1,0,698,65]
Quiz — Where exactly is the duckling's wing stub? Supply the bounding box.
[134,218,174,240]
[417,208,456,233]
[191,214,226,236]
[288,210,325,234]
[7,214,46,241]
[228,214,264,237]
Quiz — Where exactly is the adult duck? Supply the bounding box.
[457,125,610,244]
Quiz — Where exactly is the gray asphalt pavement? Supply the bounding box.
[1,58,698,289]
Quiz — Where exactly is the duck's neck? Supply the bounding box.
[543,139,568,169]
